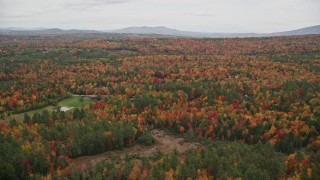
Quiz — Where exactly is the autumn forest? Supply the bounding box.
[0,34,320,179]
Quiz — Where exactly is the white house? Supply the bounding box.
[60,106,70,112]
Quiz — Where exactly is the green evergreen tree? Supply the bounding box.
[73,108,80,119]
[23,113,31,124]
[150,165,165,180]
[166,149,179,170]
[122,161,133,180]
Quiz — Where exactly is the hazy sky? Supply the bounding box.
[0,0,319,33]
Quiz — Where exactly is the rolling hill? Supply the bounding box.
[1,25,319,38]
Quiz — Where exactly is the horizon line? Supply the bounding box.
[0,24,319,35]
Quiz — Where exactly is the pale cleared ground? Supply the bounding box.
[73,129,200,168]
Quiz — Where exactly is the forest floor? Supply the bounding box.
[72,129,200,169]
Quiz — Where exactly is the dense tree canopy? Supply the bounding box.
[0,34,319,179]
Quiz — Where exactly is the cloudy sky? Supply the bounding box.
[0,0,319,33]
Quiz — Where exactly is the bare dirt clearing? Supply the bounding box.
[73,129,199,168]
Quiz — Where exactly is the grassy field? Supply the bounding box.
[58,97,83,108]
[4,96,94,122]
[4,105,56,122]
[58,96,93,108]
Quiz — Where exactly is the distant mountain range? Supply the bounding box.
[0,28,100,35]
[107,25,320,38]
[1,25,319,38]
